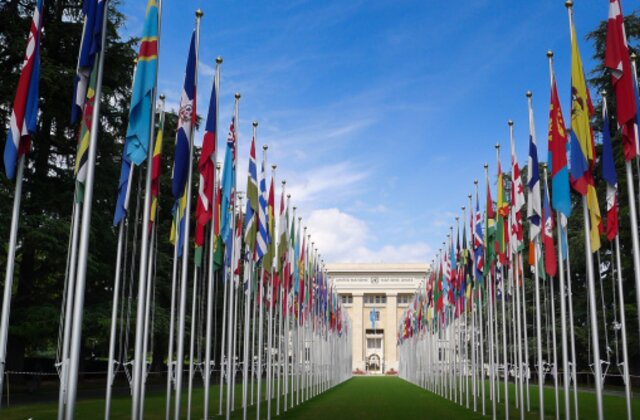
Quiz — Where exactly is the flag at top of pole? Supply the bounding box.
[123,0,159,165]
[195,67,218,247]
[605,0,638,161]
[220,116,237,254]
[542,170,557,277]
[547,52,572,218]
[171,31,197,200]
[71,0,106,125]
[4,0,43,180]
[244,131,259,260]
[568,13,602,252]
[257,148,270,260]
[601,94,619,241]
[526,93,541,241]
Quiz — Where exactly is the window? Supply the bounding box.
[375,295,380,304]
[367,338,382,349]
[341,294,353,304]
[364,294,386,305]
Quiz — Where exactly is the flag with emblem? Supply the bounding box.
[171,31,197,200]
[543,173,557,277]
[4,0,43,180]
[220,117,237,257]
[149,113,164,230]
[256,154,270,260]
[124,0,159,165]
[244,136,259,261]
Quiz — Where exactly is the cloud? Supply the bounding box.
[305,208,432,263]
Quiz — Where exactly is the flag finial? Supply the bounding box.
[196,9,204,17]
[484,163,488,169]
[263,144,268,151]
[508,120,513,127]
[272,164,277,170]
[526,91,532,98]
[547,50,554,58]
[474,179,478,185]
[235,92,241,99]
[216,56,223,64]
[461,206,465,211]
[564,0,573,9]
[495,143,500,150]
[542,162,547,170]
[253,120,259,127]
[159,93,165,100]
[216,162,221,169]
[631,52,637,61]
[601,89,607,97]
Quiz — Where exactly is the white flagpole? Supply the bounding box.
[0,155,26,407]
[614,235,632,419]
[165,223,180,420]
[565,4,604,419]
[625,52,640,356]
[203,56,221,420]
[173,12,202,420]
[186,263,200,419]
[225,93,241,420]
[472,183,486,416]
[64,4,110,417]
[484,164,497,420]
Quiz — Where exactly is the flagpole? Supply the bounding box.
[174,11,203,420]
[226,92,241,420]
[484,164,497,420]
[264,165,277,420]
[255,145,268,419]
[565,4,604,419]
[0,155,25,407]
[242,122,259,420]
[186,258,200,420]
[472,182,486,416]
[64,3,109,416]
[624,53,640,349]
[203,56,221,420]
[165,218,180,420]
[614,235,632,419]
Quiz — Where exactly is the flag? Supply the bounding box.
[474,192,484,281]
[496,157,508,264]
[601,99,619,241]
[220,117,237,254]
[256,156,270,259]
[543,174,557,277]
[113,149,132,226]
[71,0,106,125]
[605,0,637,161]
[195,76,217,246]
[171,31,197,200]
[484,174,496,275]
[548,70,571,217]
[170,191,188,257]
[4,0,43,179]
[527,104,541,243]
[123,0,159,165]
[569,17,602,252]
[74,63,98,187]
[149,114,164,230]
[510,128,524,253]
[277,186,288,277]
[244,135,259,260]
[264,175,276,272]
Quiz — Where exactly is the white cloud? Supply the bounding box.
[305,208,431,263]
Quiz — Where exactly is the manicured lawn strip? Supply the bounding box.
[2,376,639,419]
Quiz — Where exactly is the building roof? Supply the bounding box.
[325,262,430,273]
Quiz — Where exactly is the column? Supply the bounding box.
[385,292,398,371]
[353,292,364,371]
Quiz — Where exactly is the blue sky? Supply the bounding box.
[119,0,610,264]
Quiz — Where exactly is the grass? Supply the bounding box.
[2,376,639,419]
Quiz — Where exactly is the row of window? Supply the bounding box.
[367,338,382,349]
[338,294,414,304]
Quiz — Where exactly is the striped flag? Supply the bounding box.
[149,110,164,230]
[527,104,541,241]
[195,76,217,247]
[264,175,276,272]
[244,135,259,261]
[605,0,637,160]
[4,0,43,179]
[601,98,619,241]
[71,0,106,125]
[123,0,159,165]
[569,16,602,252]
[170,191,188,257]
[171,31,197,200]
[256,155,270,259]
[509,128,524,253]
[74,63,98,187]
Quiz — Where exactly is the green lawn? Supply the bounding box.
[2,376,639,419]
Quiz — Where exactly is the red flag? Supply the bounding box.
[605,0,637,161]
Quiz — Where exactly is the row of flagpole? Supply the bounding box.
[1,1,353,419]
[398,1,640,420]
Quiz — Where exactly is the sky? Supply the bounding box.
[119,0,610,265]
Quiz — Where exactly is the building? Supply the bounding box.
[326,263,430,374]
